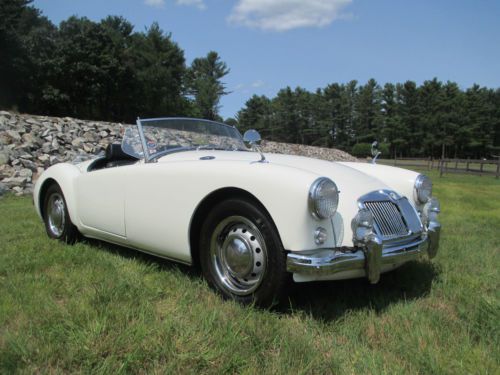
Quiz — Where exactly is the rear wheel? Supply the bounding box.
[43,184,79,244]
[199,199,289,306]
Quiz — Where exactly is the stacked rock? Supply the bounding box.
[0,111,123,196]
[0,111,357,196]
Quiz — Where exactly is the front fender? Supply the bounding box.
[210,163,339,252]
[33,163,82,225]
[123,160,339,262]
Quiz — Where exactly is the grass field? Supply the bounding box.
[1,171,499,374]
[378,158,500,175]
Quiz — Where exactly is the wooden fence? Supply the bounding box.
[377,157,500,178]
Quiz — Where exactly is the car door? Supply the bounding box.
[123,162,196,264]
[76,166,130,237]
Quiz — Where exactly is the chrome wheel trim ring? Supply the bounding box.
[210,215,268,296]
[47,193,65,237]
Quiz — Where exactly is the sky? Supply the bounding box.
[34,0,500,120]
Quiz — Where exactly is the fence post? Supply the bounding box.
[496,157,500,179]
[439,159,444,177]
[480,161,484,177]
[455,158,459,172]
[393,156,397,166]
[428,157,431,170]
[466,157,470,172]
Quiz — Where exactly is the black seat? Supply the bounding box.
[104,143,138,167]
[106,143,137,162]
[88,144,139,171]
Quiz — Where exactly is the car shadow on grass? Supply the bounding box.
[281,260,441,322]
[83,238,440,321]
[83,238,197,277]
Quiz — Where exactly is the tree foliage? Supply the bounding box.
[1,2,498,159]
[238,79,500,159]
[0,2,228,122]
[185,51,230,121]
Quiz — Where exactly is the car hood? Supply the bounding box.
[158,150,394,196]
[158,150,420,247]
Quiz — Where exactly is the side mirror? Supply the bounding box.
[371,141,381,164]
[371,141,379,157]
[243,129,262,149]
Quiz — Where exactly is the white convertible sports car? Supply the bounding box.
[34,118,441,306]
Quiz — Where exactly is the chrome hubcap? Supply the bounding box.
[211,216,267,296]
[47,193,65,237]
[223,235,253,277]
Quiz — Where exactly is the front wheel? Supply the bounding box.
[43,184,79,244]
[199,199,289,306]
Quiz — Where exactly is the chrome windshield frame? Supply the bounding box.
[136,117,150,162]
[134,117,245,163]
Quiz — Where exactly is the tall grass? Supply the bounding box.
[0,171,499,373]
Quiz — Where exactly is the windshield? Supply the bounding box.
[122,118,246,160]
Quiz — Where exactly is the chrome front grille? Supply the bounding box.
[364,201,409,239]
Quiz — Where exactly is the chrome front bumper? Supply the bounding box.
[287,222,441,284]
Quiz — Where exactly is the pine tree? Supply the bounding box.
[185,51,230,120]
[354,78,382,143]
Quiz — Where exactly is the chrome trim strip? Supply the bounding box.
[136,117,150,163]
[427,221,441,258]
[286,236,429,278]
[365,233,383,283]
[139,117,240,131]
[290,190,440,282]
[358,190,422,241]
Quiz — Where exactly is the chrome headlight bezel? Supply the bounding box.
[414,174,433,204]
[308,177,339,220]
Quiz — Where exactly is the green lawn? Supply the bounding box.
[378,158,499,175]
[1,171,499,374]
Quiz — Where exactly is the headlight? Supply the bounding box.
[308,177,339,220]
[414,174,432,204]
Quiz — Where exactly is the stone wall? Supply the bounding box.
[0,111,357,196]
[261,140,357,163]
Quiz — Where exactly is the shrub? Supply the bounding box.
[351,142,390,158]
[379,143,390,156]
[351,143,372,157]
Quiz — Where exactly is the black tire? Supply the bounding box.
[199,198,290,307]
[43,183,79,244]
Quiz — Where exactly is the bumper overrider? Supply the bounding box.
[287,194,441,284]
